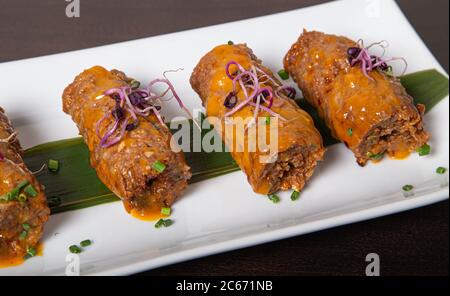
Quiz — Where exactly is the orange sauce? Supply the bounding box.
[389,149,411,160]
[0,255,24,268]
[36,243,44,257]
[202,44,323,194]
[0,242,44,268]
[388,141,412,160]
[130,206,165,221]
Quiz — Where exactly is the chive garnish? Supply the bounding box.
[347,128,353,136]
[368,152,384,160]
[17,193,27,202]
[155,218,173,228]
[26,247,37,258]
[291,191,301,201]
[19,224,30,240]
[402,184,414,192]
[155,219,164,228]
[265,116,271,125]
[48,159,59,172]
[161,207,171,216]
[417,143,431,156]
[152,161,166,173]
[69,245,82,254]
[24,185,38,197]
[8,187,20,200]
[267,194,280,203]
[436,167,447,174]
[80,240,92,247]
[17,180,29,190]
[19,230,28,240]
[277,69,289,80]
[163,219,174,227]
[0,181,34,202]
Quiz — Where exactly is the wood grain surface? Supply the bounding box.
[0,0,448,275]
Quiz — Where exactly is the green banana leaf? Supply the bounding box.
[23,69,449,214]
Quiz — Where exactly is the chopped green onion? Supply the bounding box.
[402,184,414,192]
[436,167,447,174]
[368,152,384,160]
[291,190,301,201]
[227,40,234,45]
[161,207,171,216]
[265,116,271,125]
[130,80,140,90]
[277,69,289,80]
[69,245,82,254]
[48,159,59,172]
[155,218,173,228]
[19,223,30,240]
[152,161,166,173]
[80,239,92,247]
[17,180,29,190]
[19,230,28,240]
[155,219,164,228]
[24,185,38,197]
[163,219,174,227]
[347,128,353,136]
[417,143,431,156]
[8,187,20,201]
[17,193,27,202]
[267,194,280,204]
[26,247,37,258]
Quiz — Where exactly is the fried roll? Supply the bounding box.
[284,30,429,166]
[1,107,49,265]
[62,66,191,218]
[190,44,324,194]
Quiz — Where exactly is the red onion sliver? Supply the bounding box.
[101,118,129,148]
[248,102,287,121]
[95,112,111,138]
[100,117,120,148]
[97,69,194,148]
[222,61,290,122]
[226,61,245,80]
[349,39,408,79]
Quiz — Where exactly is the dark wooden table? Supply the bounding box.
[0,0,448,276]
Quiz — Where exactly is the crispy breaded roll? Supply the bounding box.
[0,107,49,266]
[284,30,429,165]
[190,44,324,194]
[62,66,191,218]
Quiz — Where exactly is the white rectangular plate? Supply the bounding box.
[0,0,448,275]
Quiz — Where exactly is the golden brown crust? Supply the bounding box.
[191,44,324,194]
[0,107,22,164]
[284,30,429,165]
[62,66,191,214]
[0,108,49,262]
